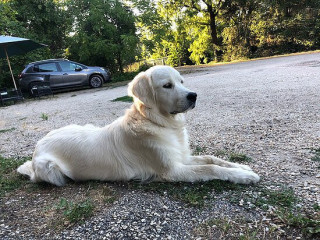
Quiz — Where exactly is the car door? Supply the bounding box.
[59,61,87,86]
[35,62,63,88]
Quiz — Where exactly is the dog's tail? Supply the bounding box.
[17,158,67,187]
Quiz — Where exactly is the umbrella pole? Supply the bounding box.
[4,47,17,90]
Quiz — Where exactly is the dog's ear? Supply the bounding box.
[128,71,154,108]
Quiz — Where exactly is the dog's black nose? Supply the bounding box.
[187,92,197,103]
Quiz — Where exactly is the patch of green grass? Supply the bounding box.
[311,148,320,162]
[41,113,48,121]
[214,149,228,157]
[0,156,30,196]
[255,187,297,209]
[0,127,16,134]
[236,186,297,211]
[233,185,319,238]
[112,95,133,103]
[26,181,55,192]
[101,185,118,204]
[197,218,260,240]
[277,210,320,236]
[192,146,207,155]
[56,198,94,224]
[228,153,252,163]
[130,180,242,207]
[104,195,118,204]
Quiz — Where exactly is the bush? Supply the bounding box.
[111,63,152,83]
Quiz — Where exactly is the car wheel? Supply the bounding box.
[89,75,103,88]
[28,82,41,97]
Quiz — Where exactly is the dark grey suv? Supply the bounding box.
[19,59,111,94]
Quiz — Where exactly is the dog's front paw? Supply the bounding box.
[228,169,260,184]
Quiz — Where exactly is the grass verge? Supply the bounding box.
[56,198,94,224]
[0,155,29,197]
[130,180,243,207]
[112,95,133,103]
[197,185,319,239]
[0,127,16,134]
[228,153,252,163]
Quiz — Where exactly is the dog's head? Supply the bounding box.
[128,66,197,116]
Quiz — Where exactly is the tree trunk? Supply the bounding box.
[207,4,218,46]
[117,52,123,73]
[207,3,222,61]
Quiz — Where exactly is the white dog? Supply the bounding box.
[17,66,260,186]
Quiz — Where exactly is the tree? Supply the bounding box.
[67,0,138,73]
[11,0,71,56]
[166,0,227,61]
[0,0,71,88]
[132,0,194,66]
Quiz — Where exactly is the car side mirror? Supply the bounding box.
[75,67,82,71]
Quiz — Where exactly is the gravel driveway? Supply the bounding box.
[0,53,319,239]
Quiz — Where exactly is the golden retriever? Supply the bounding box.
[17,66,260,186]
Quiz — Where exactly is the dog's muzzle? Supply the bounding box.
[170,92,197,114]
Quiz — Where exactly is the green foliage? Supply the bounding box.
[111,72,137,82]
[277,210,320,236]
[67,0,138,73]
[0,155,29,197]
[40,113,48,121]
[228,153,252,163]
[112,96,133,103]
[189,25,214,64]
[192,146,207,155]
[311,148,320,162]
[56,198,94,223]
[0,0,71,88]
[0,127,16,134]
[131,180,242,207]
[1,0,320,88]
[134,0,320,65]
[255,187,297,209]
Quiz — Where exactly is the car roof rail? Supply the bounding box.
[30,58,70,65]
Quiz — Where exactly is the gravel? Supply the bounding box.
[1,52,319,239]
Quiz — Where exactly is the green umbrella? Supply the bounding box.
[0,35,46,90]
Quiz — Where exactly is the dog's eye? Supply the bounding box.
[163,83,173,89]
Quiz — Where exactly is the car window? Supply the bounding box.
[34,63,58,72]
[59,62,83,71]
[25,66,34,73]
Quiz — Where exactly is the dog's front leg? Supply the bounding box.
[163,163,260,184]
[186,155,253,171]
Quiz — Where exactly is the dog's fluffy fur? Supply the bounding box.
[17,66,260,186]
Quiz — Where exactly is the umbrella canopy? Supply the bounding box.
[0,35,46,89]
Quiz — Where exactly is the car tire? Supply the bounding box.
[28,82,41,97]
[89,75,103,88]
